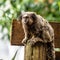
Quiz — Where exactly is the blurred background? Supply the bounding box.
[0,0,60,60]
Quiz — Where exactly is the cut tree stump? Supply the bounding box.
[24,42,46,60]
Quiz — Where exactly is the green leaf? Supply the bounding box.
[12,49,18,60]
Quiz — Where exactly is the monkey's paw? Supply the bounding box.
[28,40,36,46]
[22,38,28,45]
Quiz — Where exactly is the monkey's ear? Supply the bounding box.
[17,14,22,21]
[31,13,37,21]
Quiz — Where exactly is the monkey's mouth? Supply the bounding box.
[24,21,27,24]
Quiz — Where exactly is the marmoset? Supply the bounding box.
[18,12,55,60]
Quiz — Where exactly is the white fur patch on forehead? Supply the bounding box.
[22,12,36,16]
[25,12,35,14]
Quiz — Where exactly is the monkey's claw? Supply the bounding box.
[22,38,27,44]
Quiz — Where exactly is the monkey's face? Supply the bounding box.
[20,12,37,25]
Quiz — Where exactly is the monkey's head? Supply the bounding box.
[18,12,37,26]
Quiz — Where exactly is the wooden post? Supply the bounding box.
[24,41,46,60]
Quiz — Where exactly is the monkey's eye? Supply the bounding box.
[25,16,29,19]
[23,16,29,19]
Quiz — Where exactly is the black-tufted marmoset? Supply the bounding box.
[17,12,55,60]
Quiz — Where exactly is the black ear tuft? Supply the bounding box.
[20,14,22,20]
[31,13,37,20]
[17,14,22,21]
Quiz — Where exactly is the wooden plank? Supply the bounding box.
[10,19,24,45]
[24,42,33,60]
[50,22,60,48]
[55,52,60,60]
[10,19,60,48]
[33,43,40,60]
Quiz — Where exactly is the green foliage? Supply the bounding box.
[0,0,60,40]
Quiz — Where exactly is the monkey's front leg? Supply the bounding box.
[22,32,29,44]
[22,24,30,44]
